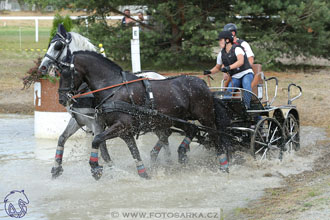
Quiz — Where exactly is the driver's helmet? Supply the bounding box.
[223,23,237,33]
[218,31,234,43]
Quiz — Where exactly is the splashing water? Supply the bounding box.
[0,114,327,219]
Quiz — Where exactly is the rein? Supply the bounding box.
[71,77,149,99]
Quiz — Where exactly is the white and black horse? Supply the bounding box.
[40,25,114,178]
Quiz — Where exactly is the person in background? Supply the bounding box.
[136,11,148,31]
[121,9,134,26]
[137,12,146,24]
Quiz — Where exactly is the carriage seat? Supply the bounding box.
[251,64,264,99]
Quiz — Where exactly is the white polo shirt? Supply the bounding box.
[240,40,254,58]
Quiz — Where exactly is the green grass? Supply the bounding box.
[0,26,50,50]
[308,191,320,197]
[0,25,48,86]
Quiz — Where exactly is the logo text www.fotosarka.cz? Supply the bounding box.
[4,190,29,218]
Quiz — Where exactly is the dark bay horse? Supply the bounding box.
[56,51,228,180]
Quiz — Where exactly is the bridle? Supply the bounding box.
[44,32,73,68]
[57,57,78,101]
[44,32,78,100]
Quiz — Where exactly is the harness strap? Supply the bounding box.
[142,79,155,109]
[98,100,237,141]
[99,100,158,116]
[70,55,75,91]
[71,78,148,99]
[121,71,135,105]
[94,85,123,110]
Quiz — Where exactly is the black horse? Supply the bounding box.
[56,51,229,180]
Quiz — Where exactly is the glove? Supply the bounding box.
[221,66,230,73]
[203,70,211,75]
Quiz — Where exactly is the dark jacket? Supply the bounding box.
[221,44,251,76]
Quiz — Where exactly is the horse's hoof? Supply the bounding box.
[178,147,188,164]
[91,166,103,180]
[138,171,151,179]
[178,150,188,164]
[51,166,63,179]
[178,154,188,164]
[219,166,229,174]
[105,161,114,169]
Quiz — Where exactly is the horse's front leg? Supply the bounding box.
[122,134,150,179]
[52,117,80,178]
[89,121,125,180]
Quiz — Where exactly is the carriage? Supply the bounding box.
[209,66,302,160]
[153,65,302,161]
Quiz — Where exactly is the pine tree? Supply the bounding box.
[50,0,330,69]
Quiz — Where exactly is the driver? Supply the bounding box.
[204,30,254,108]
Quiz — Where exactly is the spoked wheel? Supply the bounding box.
[283,113,300,152]
[250,118,285,160]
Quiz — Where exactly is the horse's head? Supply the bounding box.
[58,67,84,106]
[38,24,73,76]
[38,24,96,76]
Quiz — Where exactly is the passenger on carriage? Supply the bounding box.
[223,23,254,66]
[204,30,254,108]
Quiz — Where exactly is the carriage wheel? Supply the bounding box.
[250,118,285,160]
[283,113,300,152]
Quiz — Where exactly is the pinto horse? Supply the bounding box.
[55,51,228,180]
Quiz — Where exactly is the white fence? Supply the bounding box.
[0,16,126,42]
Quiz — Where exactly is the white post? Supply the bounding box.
[85,18,89,28]
[131,26,141,73]
[35,18,38,42]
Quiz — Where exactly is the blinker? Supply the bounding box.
[54,41,64,50]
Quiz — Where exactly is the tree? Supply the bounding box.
[231,0,330,67]
[57,0,230,68]
[49,13,73,44]
[50,0,330,69]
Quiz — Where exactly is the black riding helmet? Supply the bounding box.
[218,31,234,43]
[223,23,237,33]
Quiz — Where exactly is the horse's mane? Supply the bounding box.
[73,50,123,71]
[69,32,97,52]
